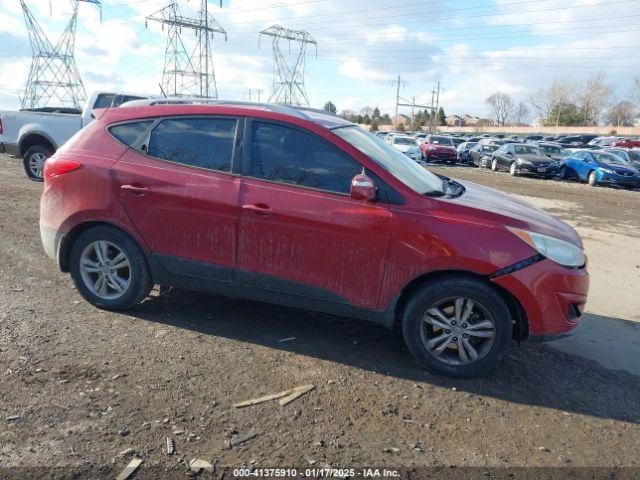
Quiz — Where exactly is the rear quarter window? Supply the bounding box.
[108,121,154,147]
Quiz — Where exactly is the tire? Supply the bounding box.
[23,145,53,182]
[509,162,518,176]
[588,170,598,187]
[69,226,152,310]
[402,276,512,378]
[491,158,498,171]
[558,166,568,180]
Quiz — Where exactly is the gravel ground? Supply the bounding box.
[1,155,639,478]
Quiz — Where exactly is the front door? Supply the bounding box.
[236,120,391,310]
[112,115,241,281]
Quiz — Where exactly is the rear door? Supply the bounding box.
[111,115,242,281]
[236,119,392,310]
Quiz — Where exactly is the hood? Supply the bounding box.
[517,153,554,164]
[446,180,582,247]
[394,144,418,153]
[597,162,638,176]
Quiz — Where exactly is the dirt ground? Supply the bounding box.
[1,155,640,478]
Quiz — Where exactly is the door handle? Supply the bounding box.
[120,184,150,196]
[242,203,272,215]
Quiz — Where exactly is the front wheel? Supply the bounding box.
[23,145,53,181]
[69,226,152,310]
[402,277,512,378]
[509,162,518,176]
[588,170,598,187]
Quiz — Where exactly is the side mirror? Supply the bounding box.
[506,151,513,156]
[350,174,377,202]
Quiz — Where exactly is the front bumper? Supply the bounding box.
[425,151,458,162]
[491,257,589,337]
[516,163,558,176]
[0,142,19,156]
[597,173,639,188]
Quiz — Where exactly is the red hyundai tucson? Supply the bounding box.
[40,100,589,378]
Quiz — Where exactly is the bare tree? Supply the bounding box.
[576,72,612,126]
[514,101,530,125]
[486,92,515,126]
[604,101,636,126]
[528,78,574,126]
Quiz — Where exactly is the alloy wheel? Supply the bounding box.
[419,297,496,366]
[79,241,131,300]
[29,152,46,179]
[510,162,517,176]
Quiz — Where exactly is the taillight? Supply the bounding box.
[44,157,83,178]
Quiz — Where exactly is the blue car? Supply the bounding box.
[559,150,640,188]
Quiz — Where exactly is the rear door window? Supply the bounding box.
[147,117,237,173]
[108,121,153,147]
[249,121,363,195]
[94,93,116,109]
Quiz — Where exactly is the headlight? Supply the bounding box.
[507,227,585,268]
[600,168,615,174]
[517,157,532,165]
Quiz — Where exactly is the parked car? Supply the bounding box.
[524,135,544,141]
[611,138,640,148]
[588,136,621,147]
[490,143,559,177]
[0,91,148,180]
[419,135,458,163]
[537,142,565,162]
[559,150,640,188]
[450,137,465,147]
[557,135,600,148]
[390,135,422,162]
[469,143,500,167]
[605,148,640,168]
[457,141,478,164]
[39,99,589,378]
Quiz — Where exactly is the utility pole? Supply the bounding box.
[259,25,317,106]
[20,0,101,109]
[410,96,415,131]
[394,75,401,131]
[428,81,441,133]
[146,1,227,98]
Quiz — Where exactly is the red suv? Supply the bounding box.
[40,101,589,377]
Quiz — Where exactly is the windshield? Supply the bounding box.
[430,136,453,145]
[333,126,445,195]
[595,152,626,165]
[482,144,499,152]
[514,145,542,155]
[394,137,417,146]
[540,145,561,154]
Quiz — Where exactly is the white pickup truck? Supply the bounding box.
[0,91,147,181]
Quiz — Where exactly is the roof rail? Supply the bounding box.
[119,97,311,120]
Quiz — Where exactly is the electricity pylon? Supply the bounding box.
[20,0,101,110]
[259,25,317,106]
[146,1,226,98]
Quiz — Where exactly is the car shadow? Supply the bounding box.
[128,288,640,424]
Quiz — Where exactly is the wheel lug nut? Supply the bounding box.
[462,323,468,328]
[451,321,457,326]
[462,333,468,338]
[445,329,451,334]
[452,336,458,342]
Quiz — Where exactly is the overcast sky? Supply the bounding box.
[0,0,638,118]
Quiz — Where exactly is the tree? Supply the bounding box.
[604,101,636,126]
[547,102,582,126]
[380,113,392,125]
[323,101,337,114]
[370,120,379,132]
[528,78,574,126]
[486,92,515,126]
[514,101,530,125]
[363,114,371,125]
[372,107,381,121]
[435,107,446,126]
[576,72,612,125]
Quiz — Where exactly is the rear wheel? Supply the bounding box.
[69,226,152,310]
[588,170,598,187]
[23,145,52,181]
[402,276,512,378]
